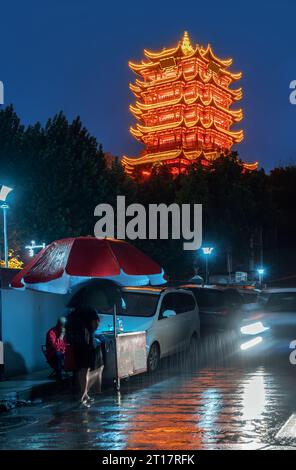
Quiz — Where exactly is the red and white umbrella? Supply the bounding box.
[11,237,166,294]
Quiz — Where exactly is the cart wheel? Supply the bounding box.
[147,342,160,373]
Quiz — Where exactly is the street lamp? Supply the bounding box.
[201,246,214,285]
[257,268,265,287]
[0,185,13,268]
[25,240,46,257]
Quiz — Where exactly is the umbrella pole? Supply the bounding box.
[113,303,120,392]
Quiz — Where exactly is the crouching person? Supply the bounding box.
[46,317,67,380]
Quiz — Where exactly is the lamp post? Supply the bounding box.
[0,185,13,268]
[257,268,265,287]
[201,247,214,285]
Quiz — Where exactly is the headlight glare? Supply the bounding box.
[240,321,269,335]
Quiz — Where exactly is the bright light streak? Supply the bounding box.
[240,322,269,335]
[241,372,267,421]
[240,336,263,351]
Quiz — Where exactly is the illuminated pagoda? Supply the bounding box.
[122,32,258,177]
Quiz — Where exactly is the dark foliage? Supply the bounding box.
[0,106,295,281]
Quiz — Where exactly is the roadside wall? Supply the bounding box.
[0,269,69,377]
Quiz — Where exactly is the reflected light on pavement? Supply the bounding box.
[241,370,267,422]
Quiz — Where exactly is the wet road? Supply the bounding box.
[1,336,296,450]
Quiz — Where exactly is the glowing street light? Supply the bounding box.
[201,246,214,285]
[25,240,46,257]
[0,185,13,268]
[257,267,265,287]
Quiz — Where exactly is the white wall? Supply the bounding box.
[1,288,69,377]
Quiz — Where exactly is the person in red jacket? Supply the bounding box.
[46,317,67,380]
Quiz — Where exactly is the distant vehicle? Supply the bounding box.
[96,286,200,372]
[240,288,296,351]
[237,288,260,304]
[182,285,245,332]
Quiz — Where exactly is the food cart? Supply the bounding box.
[101,331,147,388]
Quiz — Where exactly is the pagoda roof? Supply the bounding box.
[131,118,244,143]
[133,72,243,100]
[139,32,199,61]
[122,149,204,170]
[200,44,232,67]
[121,149,258,172]
[129,32,240,80]
[130,95,243,121]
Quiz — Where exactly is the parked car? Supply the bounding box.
[239,288,296,352]
[96,286,200,372]
[182,285,246,332]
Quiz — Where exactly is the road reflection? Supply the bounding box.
[1,358,296,450]
[125,366,276,450]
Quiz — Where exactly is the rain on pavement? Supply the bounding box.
[1,333,296,450]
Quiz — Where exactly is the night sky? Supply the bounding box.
[1,0,295,171]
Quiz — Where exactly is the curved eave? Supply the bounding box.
[144,43,182,60]
[201,44,233,67]
[129,83,141,93]
[243,162,259,171]
[223,69,243,81]
[130,126,143,138]
[134,96,243,121]
[134,73,242,99]
[122,149,183,166]
[129,55,241,84]
[129,60,159,75]
[133,119,244,142]
[122,149,222,169]
[129,104,143,118]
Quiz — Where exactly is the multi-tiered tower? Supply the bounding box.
[122,32,258,177]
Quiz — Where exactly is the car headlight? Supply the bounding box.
[240,336,263,350]
[240,321,269,335]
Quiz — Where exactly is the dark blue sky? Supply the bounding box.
[1,0,295,170]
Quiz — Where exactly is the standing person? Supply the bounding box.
[46,317,67,380]
[73,308,105,407]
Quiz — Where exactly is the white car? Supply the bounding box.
[97,286,200,372]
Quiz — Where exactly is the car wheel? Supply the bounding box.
[147,343,160,373]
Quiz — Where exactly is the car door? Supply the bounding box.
[157,293,180,356]
[174,293,197,350]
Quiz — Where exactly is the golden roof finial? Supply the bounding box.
[181,31,194,56]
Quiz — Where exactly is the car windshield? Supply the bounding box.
[264,292,296,313]
[116,292,159,317]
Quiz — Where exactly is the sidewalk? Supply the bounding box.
[0,368,58,402]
